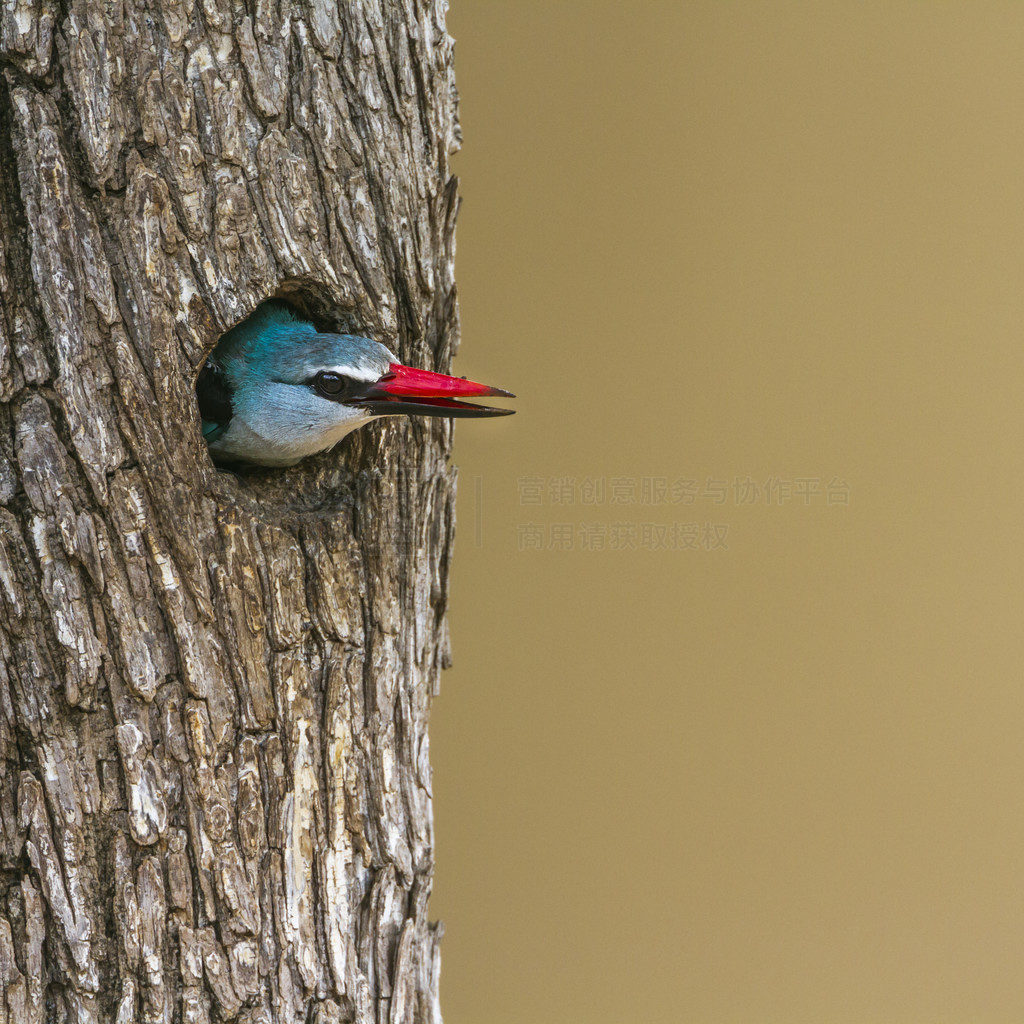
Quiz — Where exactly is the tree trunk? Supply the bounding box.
[0,2,460,1020]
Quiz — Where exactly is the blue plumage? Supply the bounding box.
[197,301,514,467]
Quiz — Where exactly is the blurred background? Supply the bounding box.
[430,4,1024,1022]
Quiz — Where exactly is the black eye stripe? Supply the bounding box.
[317,371,345,394]
[311,371,359,399]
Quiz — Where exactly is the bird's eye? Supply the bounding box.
[314,371,346,396]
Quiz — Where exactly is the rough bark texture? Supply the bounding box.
[0,1,461,1020]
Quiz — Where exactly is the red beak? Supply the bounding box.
[352,363,515,418]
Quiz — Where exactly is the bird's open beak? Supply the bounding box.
[352,363,515,418]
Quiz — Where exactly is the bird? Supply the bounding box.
[197,301,514,467]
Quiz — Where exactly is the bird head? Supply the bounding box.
[198,302,514,466]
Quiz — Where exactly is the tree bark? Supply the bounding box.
[0,1,461,1020]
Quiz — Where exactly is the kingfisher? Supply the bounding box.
[197,301,514,467]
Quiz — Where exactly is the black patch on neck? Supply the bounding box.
[197,359,233,432]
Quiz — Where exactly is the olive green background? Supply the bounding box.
[431,4,1024,1022]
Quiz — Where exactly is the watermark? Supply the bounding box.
[469,472,850,550]
[516,521,730,553]
[516,475,850,507]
